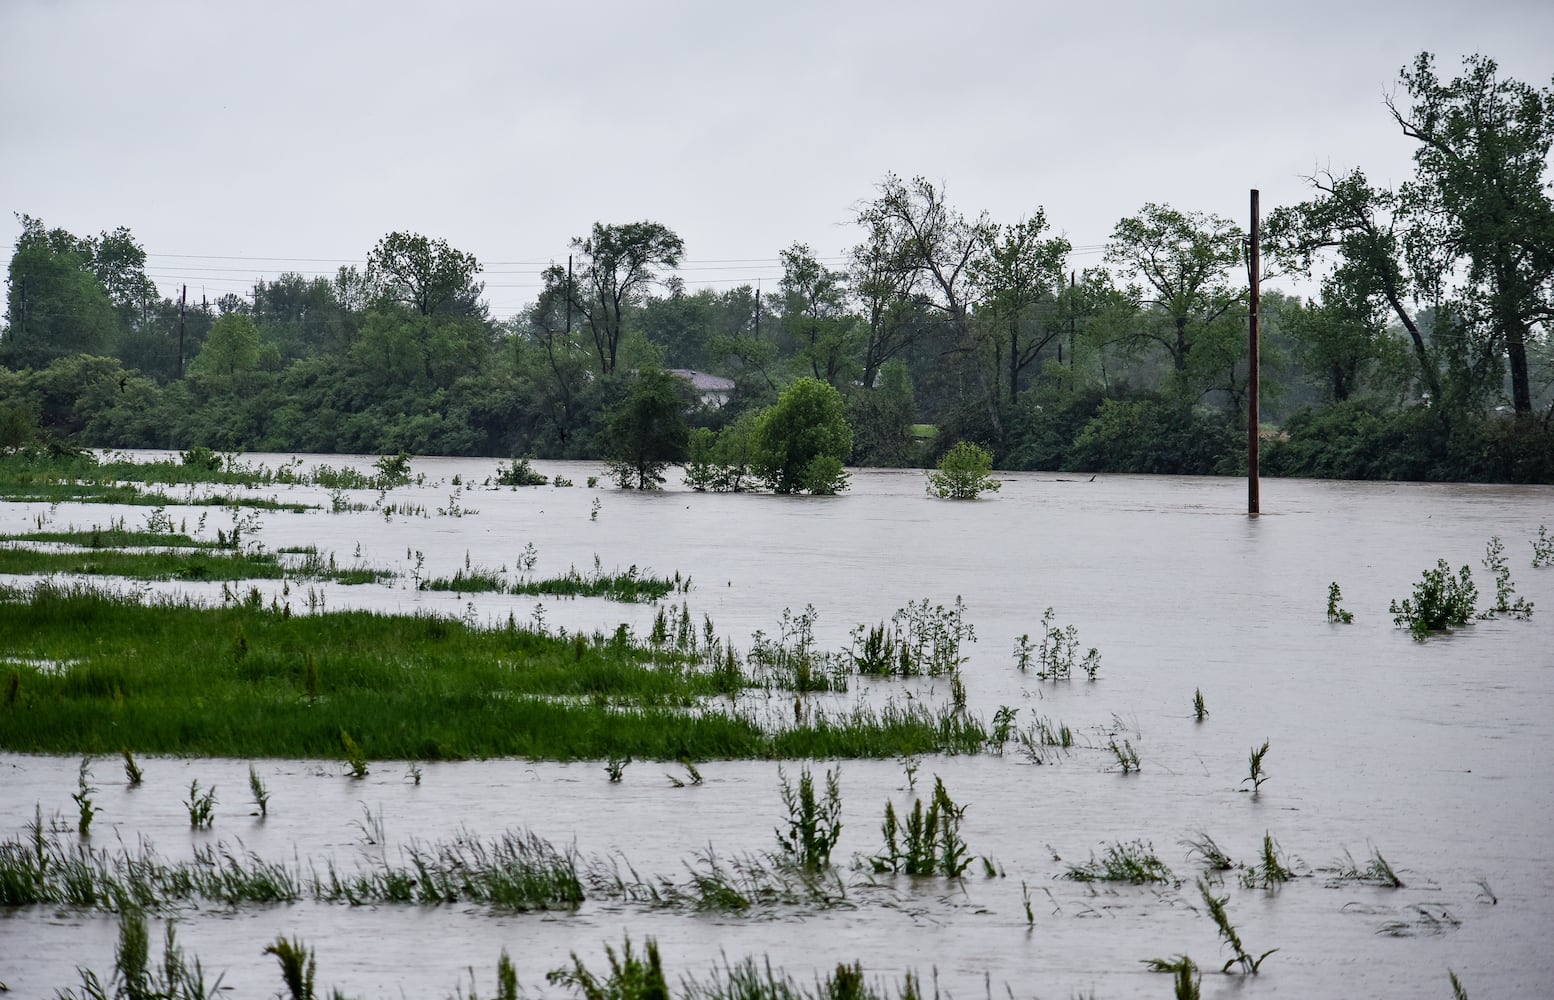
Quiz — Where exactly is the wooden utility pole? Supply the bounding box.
[565,255,573,336]
[176,285,187,380]
[1247,190,1261,517]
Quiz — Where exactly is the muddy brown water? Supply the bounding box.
[2,458,1551,998]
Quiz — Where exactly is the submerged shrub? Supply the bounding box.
[1389,559,1477,639]
[925,441,1001,500]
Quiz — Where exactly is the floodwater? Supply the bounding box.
[2,457,1552,998]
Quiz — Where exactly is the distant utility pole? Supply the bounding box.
[754,280,761,337]
[565,255,573,335]
[177,285,187,380]
[1247,190,1261,517]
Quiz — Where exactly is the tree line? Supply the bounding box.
[3,52,1551,484]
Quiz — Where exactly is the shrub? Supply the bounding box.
[926,441,1001,499]
[495,457,547,486]
[1389,559,1478,639]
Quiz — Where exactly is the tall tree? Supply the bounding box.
[604,367,691,489]
[568,221,684,375]
[365,232,485,319]
[1390,52,1554,416]
[856,175,998,433]
[3,215,120,368]
[1267,169,1444,405]
[971,212,1071,402]
[1105,203,1246,399]
[779,243,854,387]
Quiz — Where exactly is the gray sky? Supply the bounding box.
[3,0,1551,322]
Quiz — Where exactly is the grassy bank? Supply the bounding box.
[0,583,985,760]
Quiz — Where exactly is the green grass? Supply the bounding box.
[0,546,384,584]
[0,583,989,761]
[0,528,218,549]
[1063,839,1175,884]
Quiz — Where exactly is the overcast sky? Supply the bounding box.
[3,0,1551,321]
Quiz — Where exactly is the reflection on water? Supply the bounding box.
[2,460,1552,997]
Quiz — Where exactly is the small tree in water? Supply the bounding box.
[926,441,1002,500]
[604,368,690,490]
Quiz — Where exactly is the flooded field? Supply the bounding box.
[3,457,1552,998]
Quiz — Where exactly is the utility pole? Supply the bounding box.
[565,255,573,336]
[1247,190,1261,517]
[176,285,187,380]
[753,280,761,337]
[1068,270,1077,372]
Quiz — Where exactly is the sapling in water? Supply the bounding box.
[1390,559,1478,639]
[775,766,843,869]
[1243,740,1270,796]
[248,764,269,819]
[1532,525,1552,568]
[121,748,143,786]
[72,757,97,835]
[1192,688,1208,722]
[1326,581,1354,623]
[185,780,216,828]
[1198,878,1277,974]
[1479,535,1533,619]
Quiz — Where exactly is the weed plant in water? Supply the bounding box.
[1108,737,1141,773]
[775,766,843,869]
[1063,840,1175,884]
[121,749,143,786]
[1533,525,1553,568]
[1181,830,1234,871]
[264,936,317,1000]
[1239,831,1296,889]
[1479,535,1534,619]
[1142,955,1201,1000]
[870,775,972,877]
[1243,740,1270,796]
[339,730,369,778]
[1326,581,1354,623]
[72,757,97,836]
[1197,878,1277,974]
[1029,607,1100,681]
[56,907,223,1000]
[185,780,216,828]
[248,765,269,818]
[1390,559,1478,638]
[1333,845,1404,887]
[1192,688,1208,722]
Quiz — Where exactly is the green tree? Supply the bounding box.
[849,359,917,466]
[604,368,691,489]
[926,440,1001,499]
[564,221,684,375]
[971,212,1072,403]
[755,376,853,494]
[3,215,120,368]
[779,243,855,387]
[189,313,262,377]
[856,175,1000,434]
[1389,52,1554,417]
[365,232,485,319]
[1105,203,1246,397]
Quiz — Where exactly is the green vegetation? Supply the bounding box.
[1063,840,1175,884]
[1192,688,1208,722]
[775,766,843,869]
[0,545,384,585]
[1480,535,1534,619]
[422,561,689,603]
[1326,581,1354,623]
[925,441,1001,499]
[1198,878,1277,974]
[5,55,1554,483]
[0,583,989,760]
[493,457,547,486]
[1243,741,1271,796]
[1533,525,1553,568]
[1142,955,1201,1000]
[72,757,97,836]
[869,776,972,877]
[56,908,224,1000]
[1021,607,1100,681]
[1390,559,1479,638]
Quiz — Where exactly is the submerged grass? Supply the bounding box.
[0,582,987,760]
[0,545,388,585]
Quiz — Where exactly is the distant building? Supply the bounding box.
[668,369,736,408]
